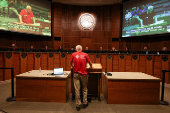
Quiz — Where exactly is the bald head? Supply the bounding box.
[86,47,88,50]
[162,47,167,51]
[11,43,15,49]
[76,45,82,52]
[26,6,31,13]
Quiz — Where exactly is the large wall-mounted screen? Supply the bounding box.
[122,0,170,37]
[0,0,51,36]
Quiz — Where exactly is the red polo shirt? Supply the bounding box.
[20,9,34,24]
[70,51,90,76]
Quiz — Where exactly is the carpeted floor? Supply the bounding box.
[0,80,170,113]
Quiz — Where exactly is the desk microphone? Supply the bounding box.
[105,68,107,75]
[105,68,112,76]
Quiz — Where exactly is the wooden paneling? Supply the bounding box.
[27,53,34,71]
[107,55,112,72]
[66,54,71,71]
[12,53,20,77]
[146,55,154,76]
[34,53,41,70]
[107,81,160,104]
[101,55,106,72]
[119,55,125,72]
[125,55,132,72]
[138,55,146,73]
[81,38,92,50]
[60,4,115,50]
[54,53,60,68]
[60,53,66,70]
[4,53,13,80]
[1,52,170,84]
[113,55,119,72]
[20,53,27,74]
[89,54,95,63]
[0,53,4,81]
[41,53,48,70]
[16,78,70,102]
[95,54,101,63]
[53,3,62,37]
[48,53,54,70]
[153,56,162,79]
[132,55,139,72]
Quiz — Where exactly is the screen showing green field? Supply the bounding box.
[0,0,51,36]
[122,0,170,37]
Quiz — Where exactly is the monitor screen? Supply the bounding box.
[0,0,51,36]
[122,0,170,37]
[54,68,63,75]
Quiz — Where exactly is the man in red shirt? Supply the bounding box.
[19,6,35,24]
[70,45,92,111]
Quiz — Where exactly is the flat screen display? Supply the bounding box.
[122,0,170,37]
[0,0,51,36]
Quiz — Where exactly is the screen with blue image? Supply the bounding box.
[122,0,170,37]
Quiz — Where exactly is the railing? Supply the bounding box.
[160,70,170,105]
[0,67,15,102]
[0,52,170,84]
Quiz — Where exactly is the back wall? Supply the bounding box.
[53,3,121,51]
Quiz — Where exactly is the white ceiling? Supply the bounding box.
[53,0,122,6]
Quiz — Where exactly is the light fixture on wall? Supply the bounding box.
[78,13,95,30]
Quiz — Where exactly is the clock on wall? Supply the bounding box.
[78,13,95,30]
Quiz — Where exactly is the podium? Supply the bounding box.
[71,63,102,101]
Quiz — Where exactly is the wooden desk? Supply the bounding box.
[16,70,71,102]
[103,72,161,104]
[71,63,102,101]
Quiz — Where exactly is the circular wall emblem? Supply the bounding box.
[147,56,152,61]
[49,54,53,58]
[96,55,100,58]
[162,56,168,62]
[22,54,27,59]
[108,55,112,59]
[36,54,40,58]
[120,55,124,59]
[79,13,95,30]
[133,55,138,60]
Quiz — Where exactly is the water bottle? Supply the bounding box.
[146,51,148,54]
[39,67,41,73]
[157,52,159,55]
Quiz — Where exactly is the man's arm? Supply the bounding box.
[32,17,35,24]
[19,15,22,23]
[88,61,92,69]
[70,61,73,68]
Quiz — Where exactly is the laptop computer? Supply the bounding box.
[53,68,64,76]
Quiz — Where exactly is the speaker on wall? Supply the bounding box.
[54,37,61,41]
[112,38,119,42]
